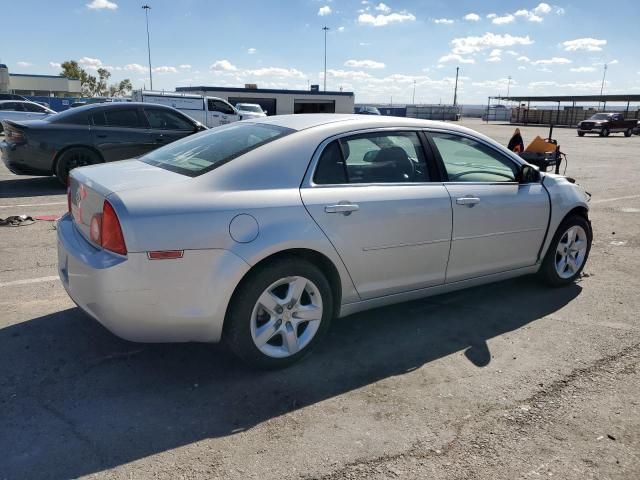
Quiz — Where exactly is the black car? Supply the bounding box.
[0,102,206,184]
[0,93,27,101]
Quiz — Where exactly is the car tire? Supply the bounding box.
[577,131,585,137]
[224,258,334,369]
[624,128,632,137]
[539,215,592,287]
[55,147,101,185]
[600,128,610,137]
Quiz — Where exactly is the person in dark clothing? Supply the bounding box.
[508,128,524,153]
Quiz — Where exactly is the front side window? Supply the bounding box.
[208,99,234,115]
[314,132,429,184]
[142,123,292,176]
[23,103,46,113]
[430,132,518,183]
[144,108,194,130]
[104,108,143,128]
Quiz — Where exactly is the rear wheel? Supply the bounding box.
[55,147,101,185]
[624,128,632,137]
[600,127,610,137]
[224,258,333,369]
[539,215,592,287]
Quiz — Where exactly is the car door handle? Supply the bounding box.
[456,196,481,206]
[325,204,359,214]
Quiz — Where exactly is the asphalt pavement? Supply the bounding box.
[0,119,639,479]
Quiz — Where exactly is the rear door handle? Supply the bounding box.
[456,196,481,206]
[325,204,359,215]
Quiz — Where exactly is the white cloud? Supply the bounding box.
[318,5,332,16]
[344,59,385,69]
[358,11,416,26]
[49,62,61,68]
[210,59,238,71]
[17,61,32,67]
[562,38,607,52]
[153,66,178,74]
[518,66,526,70]
[486,13,497,19]
[86,0,117,10]
[338,26,345,32]
[325,69,372,81]
[464,13,480,22]
[78,56,103,67]
[487,56,501,62]
[179,64,191,69]
[492,14,515,25]
[124,63,148,74]
[375,2,391,13]
[451,33,534,55]
[533,3,552,15]
[247,48,257,54]
[246,67,305,78]
[530,57,571,65]
[434,18,454,24]
[506,50,519,56]
[489,49,502,57]
[472,77,514,89]
[517,56,530,62]
[570,66,596,72]
[438,53,475,64]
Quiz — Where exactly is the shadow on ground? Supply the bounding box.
[0,276,581,479]
[0,176,64,199]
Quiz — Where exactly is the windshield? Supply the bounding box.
[142,123,293,176]
[238,104,262,113]
[590,113,611,120]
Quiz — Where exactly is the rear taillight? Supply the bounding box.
[97,200,127,255]
[5,125,26,144]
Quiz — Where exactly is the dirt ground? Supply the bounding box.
[1,119,639,479]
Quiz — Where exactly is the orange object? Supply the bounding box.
[525,135,558,154]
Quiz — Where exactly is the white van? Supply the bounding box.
[132,90,240,128]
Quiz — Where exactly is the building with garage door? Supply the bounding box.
[175,85,354,116]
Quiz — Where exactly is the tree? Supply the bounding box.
[60,60,133,98]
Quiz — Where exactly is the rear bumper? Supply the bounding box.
[0,140,53,175]
[57,214,251,343]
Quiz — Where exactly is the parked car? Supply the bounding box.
[236,103,267,119]
[577,113,637,137]
[132,90,240,127]
[356,106,381,115]
[0,100,56,132]
[0,93,27,101]
[57,115,592,369]
[0,102,206,184]
[633,120,640,135]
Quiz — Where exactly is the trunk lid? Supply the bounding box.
[69,159,189,247]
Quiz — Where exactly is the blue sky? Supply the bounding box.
[2,0,639,103]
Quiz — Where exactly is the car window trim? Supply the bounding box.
[306,127,443,188]
[424,128,532,185]
[143,106,195,131]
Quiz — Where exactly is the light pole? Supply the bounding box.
[453,66,459,106]
[412,80,416,105]
[322,26,329,92]
[599,63,608,111]
[142,4,153,90]
[506,75,512,102]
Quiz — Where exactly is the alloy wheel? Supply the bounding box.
[250,276,323,358]
[555,225,588,279]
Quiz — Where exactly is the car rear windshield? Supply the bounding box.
[590,114,611,120]
[239,104,262,112]
[141,123,293,177]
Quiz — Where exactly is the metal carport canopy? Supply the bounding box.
[490,94,640,102]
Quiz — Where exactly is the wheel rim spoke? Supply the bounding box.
[257,290,280,316]
[285,277,307,306]
[254,319,278,347]
[292,305,322,323]
[283,324,299,354]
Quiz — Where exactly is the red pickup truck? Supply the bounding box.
[577,113,637,137]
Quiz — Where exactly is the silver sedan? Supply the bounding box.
[57,115,592,368]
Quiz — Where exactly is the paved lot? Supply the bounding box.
[1,119,639,479]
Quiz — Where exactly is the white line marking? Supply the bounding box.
[591,194,640,205]
[0,276,59,288]
[0,201,66,209]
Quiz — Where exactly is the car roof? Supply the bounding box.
[0,100,42,105]
[63,102,173,113]
[250,113,470,133]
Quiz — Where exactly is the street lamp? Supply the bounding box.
[322,26,329,92]
[142,4,153,90]
[598,63,608,111]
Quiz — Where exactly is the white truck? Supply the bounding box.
[132,90,240,128]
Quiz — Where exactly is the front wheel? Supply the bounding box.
[224,258,333,369]
[577,131,585,137]
[539,215,592,287]
[55,147,102,185]
[624,128,632,137]
[600,128,610,137]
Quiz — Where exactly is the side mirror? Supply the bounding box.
[194,123,207,132]
[518,164,540,183]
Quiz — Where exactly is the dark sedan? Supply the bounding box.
[0,102,206,184]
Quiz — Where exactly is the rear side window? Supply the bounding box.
[142,123,293,176]
[23,103,45,113]
[1,102,23,111]
[104,108,143,128]
[144,108,194,130]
